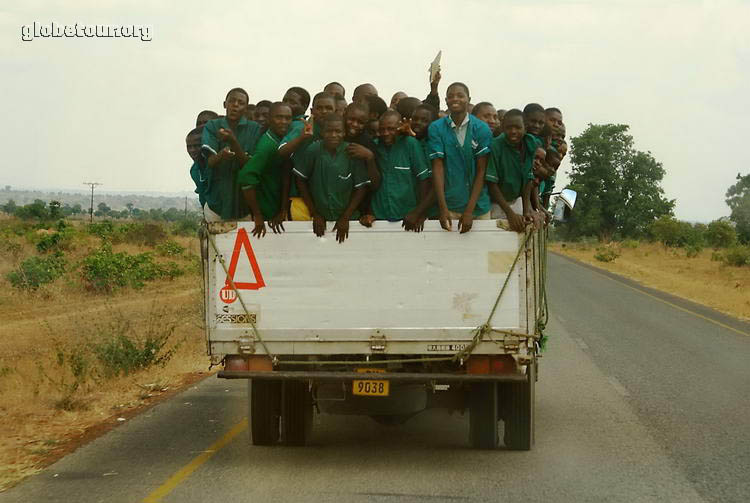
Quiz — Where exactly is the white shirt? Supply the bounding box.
[449,114,470,147]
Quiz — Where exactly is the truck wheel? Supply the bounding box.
[281,381,313,446]
[503,363,535,450]
[468,382,498,449]
[249,379,281,446]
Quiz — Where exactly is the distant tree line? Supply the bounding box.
[0,199,202,223]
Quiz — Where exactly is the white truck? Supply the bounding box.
[200,219,550,450]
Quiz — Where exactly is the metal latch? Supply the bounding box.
[238,334,256,355]
[370,334,387,352]
[503,335,521,352]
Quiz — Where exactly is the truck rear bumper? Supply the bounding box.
[217,370,527,382]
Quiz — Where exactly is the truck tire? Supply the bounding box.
[503,363,535,450]
[249,379,281,446]
[468,382,498,449]
[281,381,313,446]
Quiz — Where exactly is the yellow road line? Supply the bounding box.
[142,419,247,503]
[562,255,750,338]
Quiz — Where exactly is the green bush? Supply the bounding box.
[594,246,620,262]
[685,244,702,258]
[172,218,200,237]
[7,252,66,290]
[157,240,185,257]
[649,216,705,248]
[35,226,76,253]
[80,243,183,292]
[721,245,750,267]
[705,220,737,248]
[87,220,115,239]
[115,222,167,247]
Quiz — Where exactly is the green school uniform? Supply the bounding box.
[293,140,371,221]
[280,119,321,198]
[201,117,262,220]
[427,115,492,216]
[372,136,430,221]
[485,133,542,201]
[237,130,285,220]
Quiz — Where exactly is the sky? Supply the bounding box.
[2,0,749,222]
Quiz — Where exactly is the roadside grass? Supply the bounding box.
[0,217,206,491]
[551,241,750,321]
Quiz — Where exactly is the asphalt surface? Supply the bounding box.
[1,253,748,503]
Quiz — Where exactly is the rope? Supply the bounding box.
[206,224,543,368]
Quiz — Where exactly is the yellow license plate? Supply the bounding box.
[352,379,389,397]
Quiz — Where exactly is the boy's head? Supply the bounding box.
[321,114,345,151]
[378,110,401,146]
[324,81,345,99]
[186,126,203,162]
[411,104,437,140]
[196,110,218,128]
[254,100,272,128]
[523,103,545,136]
[546,148,562,172]
[557,139,568,159]
[545,107,563,137]
[335,96,348,116]
[343,102,369,140]
[471,102,498,134]
[556,122,566,140]
[445,82,470,115]
[268,102,293,138]
[311,92,336,121]
[352,83,378,104]
[224,88,249,122]
[390,91,407,109]
[365,95,387,135]
[282,86,311,117]
[396,97,422,120]
[502,109,525,145]
[244,104,256,121]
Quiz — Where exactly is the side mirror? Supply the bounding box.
[553,188,578,222]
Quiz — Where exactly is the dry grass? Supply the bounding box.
[0,220,208,491]
[551,241,750,321]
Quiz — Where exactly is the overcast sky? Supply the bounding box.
[2,0,748,222]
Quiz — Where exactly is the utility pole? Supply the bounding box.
[83,182,102,222]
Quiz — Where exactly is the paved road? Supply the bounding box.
[1,253,748,503]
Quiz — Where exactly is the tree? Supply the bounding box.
[49,200,61,219]
[94,202,111,217]
[1,199,17,214]
[561,124,674,240]
[726,173,750,243]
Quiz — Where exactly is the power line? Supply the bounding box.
[82,182,102,223]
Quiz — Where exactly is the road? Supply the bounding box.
[1,253,748,503]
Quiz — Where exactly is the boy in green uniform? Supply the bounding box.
[238,103,293,237]
[201,88,262,221]
[472,102,500,138]
[254,100,272,130]
[427,82,492,233]
[523,103,546,140]
[293,114,372,243]
[279,92,336,220]
[365,110,431,224]
[343,102,381,227]
[485,109,542,232]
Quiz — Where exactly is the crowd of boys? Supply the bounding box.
[186,72,567,242]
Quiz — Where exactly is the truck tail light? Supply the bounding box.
[466,355,518,375]
[224,355,273,372]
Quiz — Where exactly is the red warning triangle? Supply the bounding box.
[224,228,265,290]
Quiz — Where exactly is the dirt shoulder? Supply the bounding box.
[550,241,750,322]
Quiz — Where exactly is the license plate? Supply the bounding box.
[352,379,389,397]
